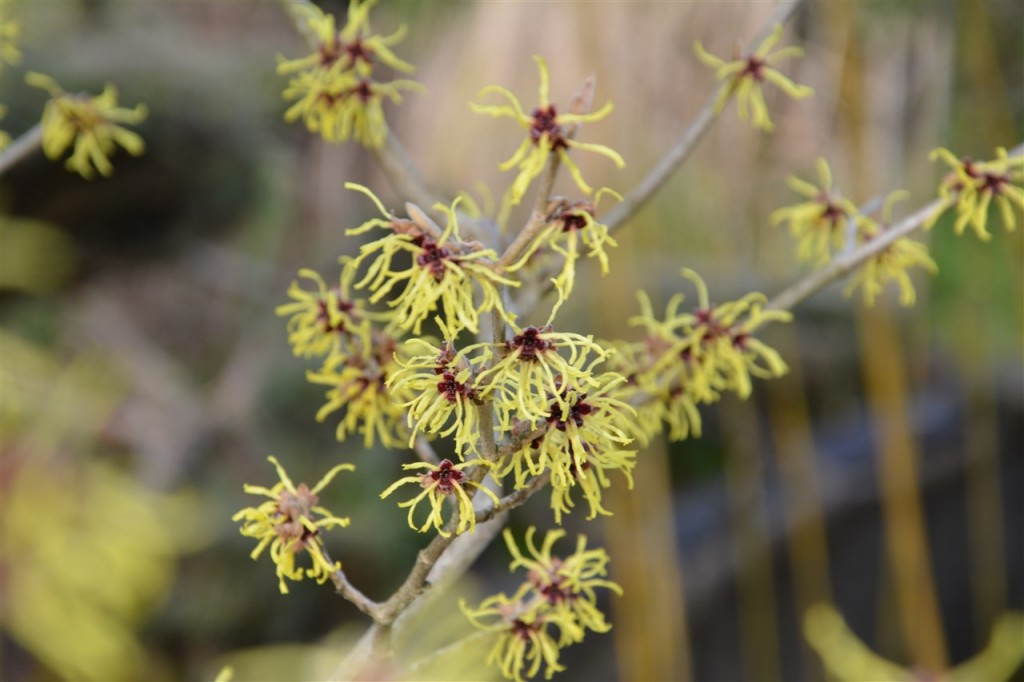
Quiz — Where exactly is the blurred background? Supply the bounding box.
[1,0,1021,680]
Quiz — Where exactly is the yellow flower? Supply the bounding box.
[770,158,869,267]
[26,72,147,179]
[277,0,413,79]
[306,327,413,448]
[506,189,621,305]
[602,340,704,445]
[929,146,1024,240]
[631,269,790,404]
[471,56,625,204]
[461,527,622,681]
[379,458,499,537]
[282,70,421,149]
[461,593,565,682]
[387,319,493,456]
[843,191,938,307]
[497,373,635,523]
[275,265,373,359]
[232,456,354,594]
[475,324,611,427]
[346,183,518,335]
[277,0,418,148]
[1,17,20,69]
[694,23,813,132]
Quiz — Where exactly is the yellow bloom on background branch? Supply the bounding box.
[843,191,938,307]
[771,158,867,267]
[26,72,147,179]
[929,146,1024,240]
[277,0,418,148]
[695,23,813,132]
[0,17,20,69]
[232,456,354,594]
[472,56,625,204]
[380,458,499,537]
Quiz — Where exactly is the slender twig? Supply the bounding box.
[476,471,551,525]
[765,142,1023,312]
[321,545,385,620]
[0,124,43,176]
[602,0,804,233]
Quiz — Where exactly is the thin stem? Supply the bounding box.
[602,0,804,233]
[498,157,561,269]
[320,545,384,620]
[476,471,551,525]
[0,123,43,177]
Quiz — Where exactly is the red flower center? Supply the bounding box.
[511,326,555,361]
[430,459,463,494]
[530,105,568,150]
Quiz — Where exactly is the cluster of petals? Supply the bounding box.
[277,0,419,148]
[345,184,518,336]
[928,146,1023,240]
[694,23,813,132]
[471,56,625,205]
[26,71,146,179]
[461,528,621,681]
[232,456,354,594]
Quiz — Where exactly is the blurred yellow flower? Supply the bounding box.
[277,0,418,148]
[843,191,938,307]
[472,56,625,204]
[0,16,20,68]
[929,146,1023,240]
[277,0,412,79]
[26,71,147,179]
[306,328,413,448]
[771,158,867,267]
[695,22,813,132]
[380,458,499,537]
[276,265,373,359]
[1,459,201,682]
[233,456,354,594]
[282,70,421,149]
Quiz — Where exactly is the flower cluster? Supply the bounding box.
[843,191,938,307]
[499,374,636,523]
[770,158,867,266]
[0,16,20,69]
[695,23,813,132]
[773,160,939,305]
[25,72,147,179]
[607,269,790,445]
[472,56,625,204]
[379,458,499,536]
[232,456,354,594]
[929,146,1023,240]
[386,319,491,455]
[461,528,622,681]
[278,0,420,148]
[346,184,518,335]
